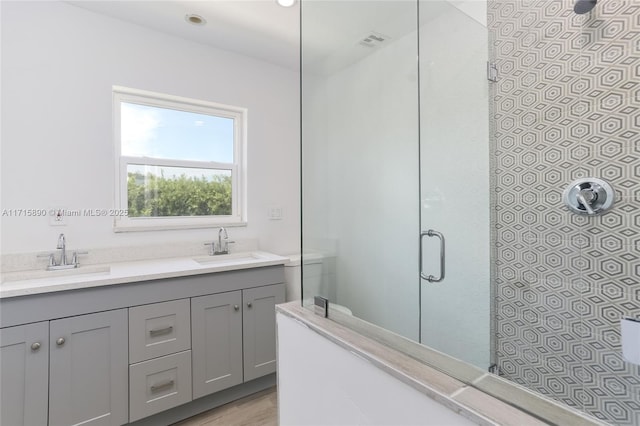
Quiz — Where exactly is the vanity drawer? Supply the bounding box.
[129,350,192,422]
[129,299,191,363]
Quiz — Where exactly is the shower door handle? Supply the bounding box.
[420,230,445,283]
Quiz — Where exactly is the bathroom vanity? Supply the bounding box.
[0,255,286,426]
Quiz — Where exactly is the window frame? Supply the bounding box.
[113,86,247,232]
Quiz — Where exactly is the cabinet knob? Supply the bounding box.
[247,302,252,308]
[31,342,41,351]
[56,337,66,346]
[234,305,240,311]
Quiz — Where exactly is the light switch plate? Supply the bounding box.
[268,206,283,220]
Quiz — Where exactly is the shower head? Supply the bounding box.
[574,0,597,14]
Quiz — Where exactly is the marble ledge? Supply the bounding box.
[276,302,606,426]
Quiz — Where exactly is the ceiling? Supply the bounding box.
[67,1,486,75]
[67,0,301,71]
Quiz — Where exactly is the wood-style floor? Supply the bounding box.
[172,387,278,426]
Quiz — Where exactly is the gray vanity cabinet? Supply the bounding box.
[0,310,127,426]
[243,284,285,381]
[0,321,49,426]
[0,265,284,425]
[191,290,243,399]
[49,309,128,426]
[191,283,284,399]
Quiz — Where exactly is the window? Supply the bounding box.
[113,87,246,231]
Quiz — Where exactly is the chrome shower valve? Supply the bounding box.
[563,178,614,216]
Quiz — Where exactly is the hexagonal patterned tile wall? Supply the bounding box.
[490,0,640,424]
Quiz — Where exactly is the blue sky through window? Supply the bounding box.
[121,102,234,163]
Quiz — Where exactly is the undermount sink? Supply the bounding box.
[1,264,111,284]
[193,252,268,265]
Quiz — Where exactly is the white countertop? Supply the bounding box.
[0,251,288,299]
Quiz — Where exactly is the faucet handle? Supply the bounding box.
[37,253,56,267]
[204,242,215,255]
[71,251,88,266]
[577,189,596,215]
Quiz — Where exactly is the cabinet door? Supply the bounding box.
[243,284,285,381]
[49,309,128,426]
[191,291,243,399]
[0,322,49,426]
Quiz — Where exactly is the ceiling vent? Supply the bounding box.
[358,32,390,48]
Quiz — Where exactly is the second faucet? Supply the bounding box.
[205,227,235,255]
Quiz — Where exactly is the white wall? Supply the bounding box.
[277,313,475,426]
[0,1,300,255]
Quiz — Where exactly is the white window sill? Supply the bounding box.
[113,221,248,233]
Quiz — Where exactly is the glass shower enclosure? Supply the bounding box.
[301,0,490,370]
[302,1,640,424]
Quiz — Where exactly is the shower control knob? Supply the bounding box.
[579,188,597,203]
[563,178,614,216]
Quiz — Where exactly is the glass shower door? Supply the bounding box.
[418,0,491,369]
[301,0,421,341]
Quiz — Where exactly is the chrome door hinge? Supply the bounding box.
[487,62,498,82]
[488,363,501,375]
[314,296,329,318]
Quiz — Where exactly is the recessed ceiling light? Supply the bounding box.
[185,14,206,26]
[276,0,296,7]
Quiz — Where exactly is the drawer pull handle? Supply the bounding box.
[234,305,240,311]
[150,379,175,393]
[247,302,252,308]
[31,342,41,351]
[149,326,173,337]
[56,337,65,346]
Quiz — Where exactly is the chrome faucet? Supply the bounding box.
[57,233,67,266]
[37,233,87,270]
[218,227,228,254]
[205,227,235,255]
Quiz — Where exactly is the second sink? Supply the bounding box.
[193,252,266,265]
